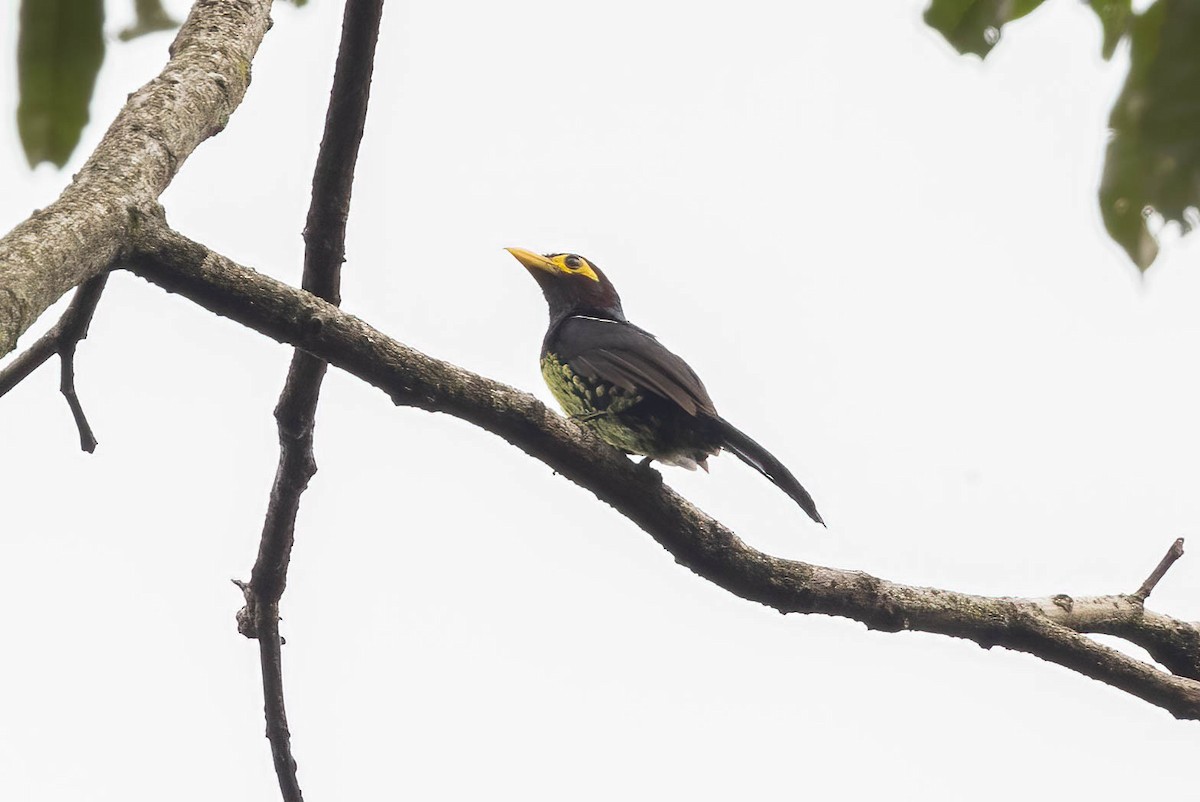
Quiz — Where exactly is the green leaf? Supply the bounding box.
[923,0,1047,58]
[16,0,106,168]
[1087,0,1132,59]
[1100,0,1200,270]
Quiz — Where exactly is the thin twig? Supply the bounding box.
[1134,537,1186,601]
[0,273,109,451]
[235,1,385,799]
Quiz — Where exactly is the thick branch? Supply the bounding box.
[0,273,109,451]
[0,0,274,358]
[239,2,384,799]
[127,222,1200,720]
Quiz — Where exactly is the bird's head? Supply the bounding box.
[506,248,626,322]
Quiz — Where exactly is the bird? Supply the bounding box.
[506,247,824,525]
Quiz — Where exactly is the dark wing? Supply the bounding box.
[548,316,718,417]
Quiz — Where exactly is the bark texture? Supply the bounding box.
[0,0,273,357]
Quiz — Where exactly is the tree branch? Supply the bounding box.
[126,220,1200,720]
[0,273,109,451]
[236,1,384,799]
[0,0,274,358]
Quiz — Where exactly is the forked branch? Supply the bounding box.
[0,273,109,451]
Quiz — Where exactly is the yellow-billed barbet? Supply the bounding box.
[507,248,823,525]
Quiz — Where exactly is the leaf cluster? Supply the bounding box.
[925,0,1200,269]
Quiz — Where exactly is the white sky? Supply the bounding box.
[3,0,1200,798]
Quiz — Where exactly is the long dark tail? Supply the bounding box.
[714,416,824,525]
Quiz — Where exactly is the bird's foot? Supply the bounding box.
[634,455,663,486]
[571,411,609,423]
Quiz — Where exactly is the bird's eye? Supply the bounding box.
[564,255,582,269]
